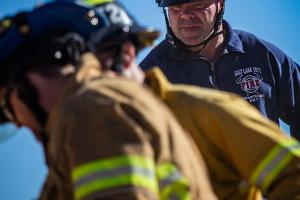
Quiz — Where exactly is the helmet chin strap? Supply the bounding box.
[163,0,225,54]
[111,44,124,74]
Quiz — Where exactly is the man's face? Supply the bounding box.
[26,69,73,113]
[0,65,74,136]
[168,0,221,46]
[94,40,145,83]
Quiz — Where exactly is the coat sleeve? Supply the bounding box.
[146,67,300,199]
[60,91,159,200]
[262,39,300,140]
[186,89,300,199]
[274,54,300,140]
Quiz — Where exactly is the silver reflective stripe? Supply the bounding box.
[74,166,155,190]
[72,155,159,199]
[256,146,292,186]
[170,193,180,200]
[253,142,300,190]
[159,170,182,189]
[157,163,191,200]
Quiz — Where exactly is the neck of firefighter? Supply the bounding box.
[121,42,145,83]
[188,23,224,63]
[123,61,145,84]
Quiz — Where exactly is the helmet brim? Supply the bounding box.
[159,0,200,7]
[90,24,160,51]
[131,26,160,49]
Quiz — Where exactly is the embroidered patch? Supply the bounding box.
[234,67,265,103]
[236,74,263,94]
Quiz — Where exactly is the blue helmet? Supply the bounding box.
[0,0,159,67]
[0,0,159,125]
[156,0,201,7]
[0,1,100,66]
[156,0,225,7]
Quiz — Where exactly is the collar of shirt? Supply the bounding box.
[223,20,244,54]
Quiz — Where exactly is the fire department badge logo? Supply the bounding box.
[236,73,263,94]
[234,67,265,103]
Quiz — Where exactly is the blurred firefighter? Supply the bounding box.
[0,1,217,199]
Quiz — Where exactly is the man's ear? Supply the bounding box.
[219,0,224,11]
[121,41,137,69]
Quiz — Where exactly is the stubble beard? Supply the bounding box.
[174,17,214,46]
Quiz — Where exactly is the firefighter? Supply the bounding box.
[146,68,300,200]
[140,0,300,140]
[87,1,300,200]
[0,1,217,200]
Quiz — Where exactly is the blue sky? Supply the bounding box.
[0,0,299,199]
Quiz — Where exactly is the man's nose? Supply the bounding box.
[179,6,197,19]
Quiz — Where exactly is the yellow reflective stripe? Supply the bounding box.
[157,163,191,200]
[262,153,293,191]
[250,145,282,186]
[84,0,113,6]
[72,155,154,182]
[161,182,191,200]
[156,163,177,180]
[290,144,300,156]
[251,139,300,191]
[2,19,11,28]
[72,155,158,199]
[75,173,157,200]
[294,149,300,155]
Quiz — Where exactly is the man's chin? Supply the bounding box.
[181,38,203,46]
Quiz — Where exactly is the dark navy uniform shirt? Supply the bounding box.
[140,20,300,140]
